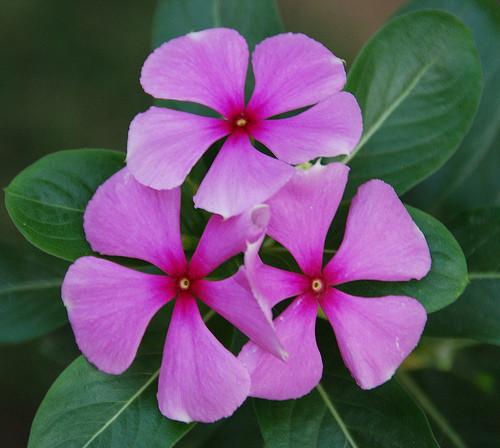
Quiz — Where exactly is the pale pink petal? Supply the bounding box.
[194,270,285,359]
[244,236,309,307]
[158,294,250,423]
[320,289,427,389]
[266,163,349,276]
[247,33,346,119]
[189,204,270,278]
[141,28,248,117]
[324,180,431,284]
[194,134,293,218]
[62,257,174,374]
[251,93,362,164]
[238,294,322,400]
[127,106,228,190]
[84,168,186,275]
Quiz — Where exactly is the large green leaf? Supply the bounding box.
[28,333,192,448]
[342,11,481,199]
[255,320,439,448]
[4,149,125,262]
[401,0,500,214]
[152,0,283,50]
[0,240,68,343]
[425,207,500,344]
[340,206,468,313]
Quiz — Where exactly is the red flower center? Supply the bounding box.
[310,277,324,294]
[178,277,191,292]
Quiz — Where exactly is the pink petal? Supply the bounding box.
[127,106,228,190]
[244,236,309,307]
[266,163,349,276]
[251,93,362,164]
[84,168,186,275]
[238,294,322,400]
[141,28,248,117]
[194,270,285,360]
[247,33,346,119]
[189,204,270,278]
[158,294,250,423]
[324,180,431,284]
[194,134,293,218]
[62,257,174,374]
[320,289,427,389]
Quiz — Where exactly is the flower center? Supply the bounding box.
[235,118,247,127]
[178,277,190,291]
[311,278,324,293]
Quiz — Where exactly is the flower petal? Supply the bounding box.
[158,294,250,423]
[247,33,346,119]
[127,106,228,190]
[238,294,322,400]
[266,163,349,276]
[141,28,248,117]
[189,204,270,278]
[320,288,427,389]
[194,270,285,359]
[62,257,174,374]
[194,134,293,218]
[84,168,186,275]
[252,93,362,164]
[324,179,431,284]
[244,236,309,307]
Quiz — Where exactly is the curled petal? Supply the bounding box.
[158,294,250,423]
[141,28,248,117]
[321,288,427,389]
[62,257,174,374]
[84,168,185,275]
[325,179,431,284]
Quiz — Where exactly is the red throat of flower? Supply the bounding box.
[310,278,324,294]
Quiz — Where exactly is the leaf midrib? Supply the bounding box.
[0,279,63,295]
[5,189,85,213]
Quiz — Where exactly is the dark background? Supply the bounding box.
[0,0,406,445]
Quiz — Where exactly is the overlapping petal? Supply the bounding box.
[62,257,174,374]
[84,168,186,275]
[194,134,293,218]
[248,33,346,119]
[266,163,349,276]
[324,180,431,284]
[141,28,248,117]
[189,204,270,278]
[251,93,362,164]
[158,294,250,423]
[320,289,427,389]
[194,270,285,359]
[238,294,322,400]
[127,106,228,190]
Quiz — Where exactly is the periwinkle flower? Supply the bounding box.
[127,28,362,218]
[238,163,431,399]
[62,168,284,423]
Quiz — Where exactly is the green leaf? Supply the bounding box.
[28,333,192,448]
[152,0,283,50]
[401,0,500,214]
[0,240,68,343]
[4,149,125,261]
[340,206,468,313]
[255,320,439,448]
[425,207,500,344]
[342,10,481,199]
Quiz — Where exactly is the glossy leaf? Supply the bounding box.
[4,149,125,261]
[425,207,500,343]
[340,206,468,313]
[28,333,193,448]
[0,240,68,343]
[342,11,481,199]
[255,320,439,448]
[402,0,500,214]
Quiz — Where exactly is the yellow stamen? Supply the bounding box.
[311,278,324,293]
[179,278,190,291]
[235,118,247,127]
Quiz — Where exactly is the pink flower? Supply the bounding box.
[61,168,285,423]
[238,163,431,399]
[127,28,362,218]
